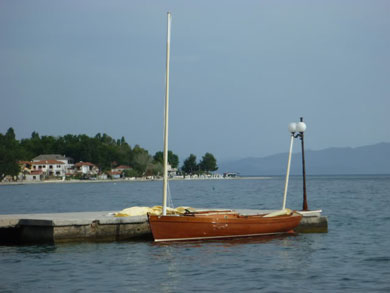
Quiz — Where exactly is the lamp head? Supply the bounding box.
[296,122,307,133]
[288,122,297,133]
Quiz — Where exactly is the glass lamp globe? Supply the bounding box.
[288,122,297,133]
[296,122,307,132]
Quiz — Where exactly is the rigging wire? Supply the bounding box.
[167,181,175,209]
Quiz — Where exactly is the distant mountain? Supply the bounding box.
[219,142,390,175]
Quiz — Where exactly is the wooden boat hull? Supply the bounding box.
[148,212,302,242]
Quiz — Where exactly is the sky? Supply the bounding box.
[1,0,389,162]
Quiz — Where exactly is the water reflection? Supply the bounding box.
[1,244,57,254]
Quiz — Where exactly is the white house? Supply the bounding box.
[32,154,74,173]
[109,171,122,179]
[111,165,132,173]
[110,165,132,178]
[25,170,44,181]
[167,164,178,177]
[31,160,66,177]
[75,162,99,176]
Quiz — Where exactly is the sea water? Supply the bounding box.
[0,176,389,292]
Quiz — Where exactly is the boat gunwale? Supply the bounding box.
[148,212,302,224]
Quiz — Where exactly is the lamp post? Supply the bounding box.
[282,122,297,210]
[295,118,308,211]
[284,119,308,212]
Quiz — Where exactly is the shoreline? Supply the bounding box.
[0,176,273,186]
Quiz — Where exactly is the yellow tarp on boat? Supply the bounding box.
[263,208,293,217]
[114,206,196,217]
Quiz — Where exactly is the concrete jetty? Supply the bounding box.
[0,209,328,244]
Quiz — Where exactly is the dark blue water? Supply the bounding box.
[1,176,390,292]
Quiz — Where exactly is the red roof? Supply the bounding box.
[75,162,96,167]
[113,165,131,170]
[31,160,65,165]
[109,171,122,175]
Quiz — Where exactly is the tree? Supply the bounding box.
[199,152,218,174]
[123,168,139,178]
[0,127,183,179]
[181,154,198,175]
[19,131,43,159]
[132,145,151,175]
[145,161,163,177]
[0,128,21,181]
[153,150,179,168]
[153,151,163,164]
[168,151,179,169]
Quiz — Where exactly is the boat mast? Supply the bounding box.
[162,12,172,216]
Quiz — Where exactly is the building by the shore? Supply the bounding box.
[18,154,102,181]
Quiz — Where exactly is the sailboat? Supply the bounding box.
[148,13,302,242]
